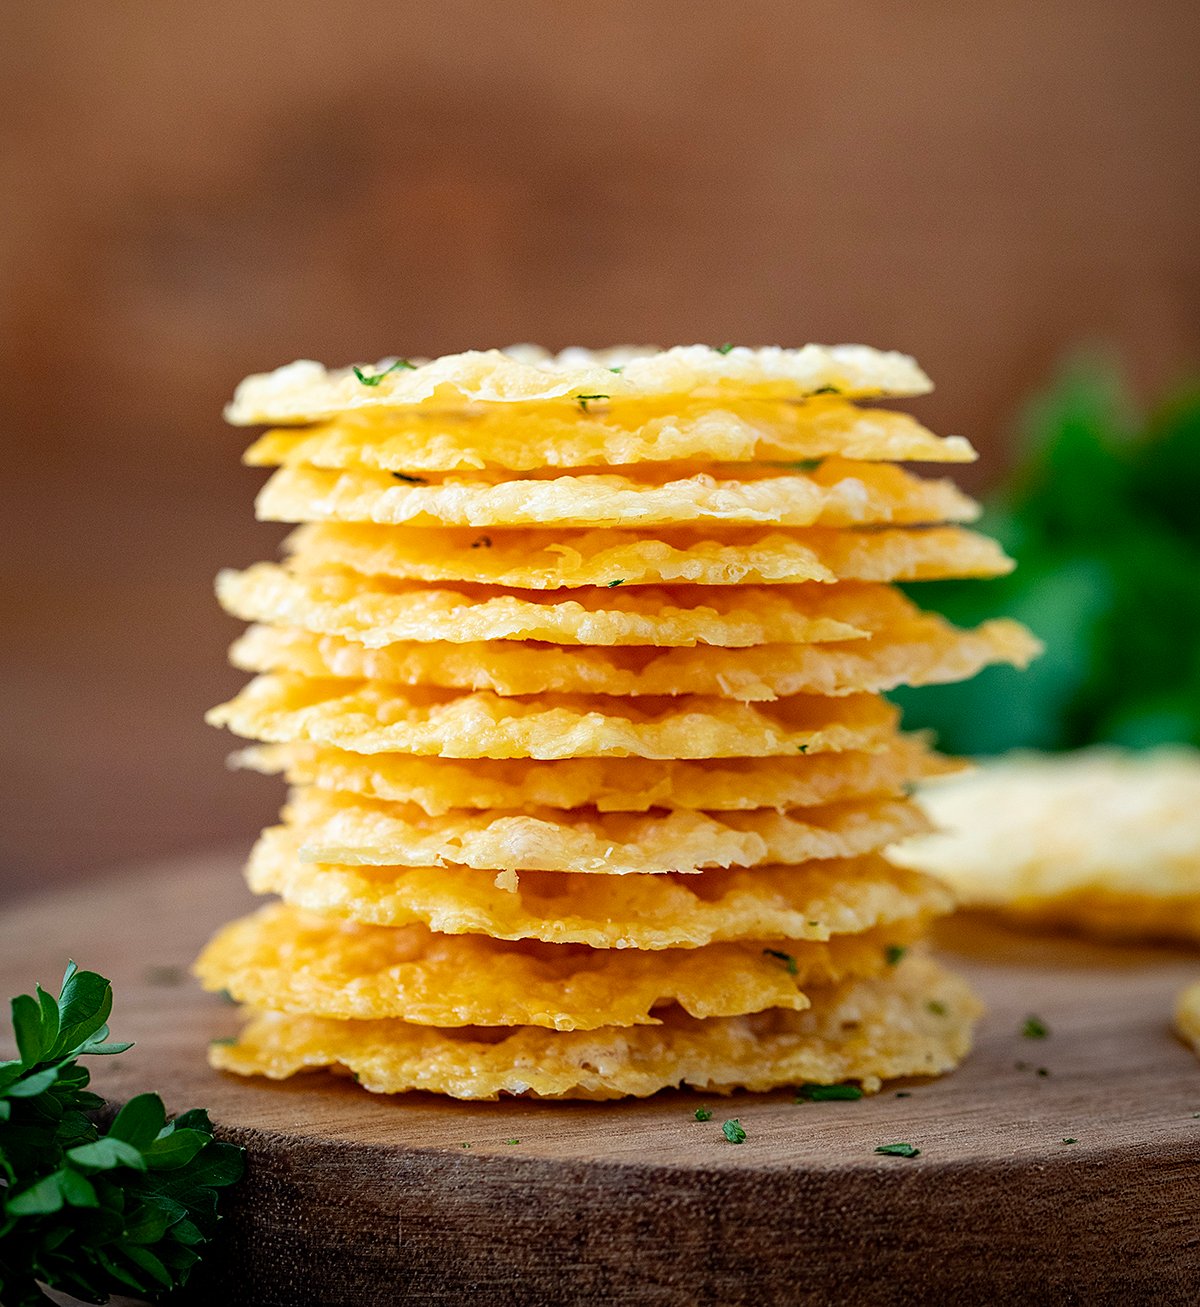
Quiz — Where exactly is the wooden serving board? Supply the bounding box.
[4,850,1200,1306]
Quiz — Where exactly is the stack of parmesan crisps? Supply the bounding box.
[198,345,1038,1100]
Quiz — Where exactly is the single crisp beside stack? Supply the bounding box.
[198,344,1038,1099]
[892,747,1200,943]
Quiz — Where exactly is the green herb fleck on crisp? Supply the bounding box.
[609,365,624,374]
[716,343,736,354]
[353,358,415,386]
[875,1142,920,1158]
[791,458,823,472]
[504,1138,520,1146]
[721,1118,747,1144]
[209,1036,238,1046]
[391,471,428,484]
[811,384,841,395]
[1022,1015,1050,1039]
[885,944,908,967]
[694,1106,713,1122]
[762,948,798,976]
[606,579,625,587]
[575,393,609,412]
[1062,1137,1078,1145]
[795,1083,863,1103]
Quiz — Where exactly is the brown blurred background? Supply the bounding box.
[1,0,1198,901]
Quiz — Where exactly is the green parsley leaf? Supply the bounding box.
[575,393,609,412]
[716,343,735,355]
[791,458,823,472]
[884,944,907,967]
[606,579,625,587]
[811,384,841,395]
[1062,1137,1078,1145]
[0,963,244,1306]
[694,1106,713,1122]
[390,471,428,484]
[797,743,810,753]
[504,1138,520,1145]
[874,1142,920,1158]
[762,948,798,976]
[609,365,624,374]
[721,1118,747,1144]
[795,1083,863,1102]
[353,358,416,386]
[1022,1014,1050,1039]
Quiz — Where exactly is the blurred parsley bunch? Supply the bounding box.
[893,356,1200,754]
[0,963,243,1306]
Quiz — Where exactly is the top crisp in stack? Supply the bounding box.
[197,344,1038,1099]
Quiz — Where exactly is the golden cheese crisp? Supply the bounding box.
[209,954,979,1099]
[247,827,952,948]
[1174,981,1200,1058]
[196,903,927,1029]
[233,737,957,814]
[255,460,978,531]
[282,521,1011,589]
[243,399,973,473]
[216,568,923,648]
[228,618,1038,702]
[225,344,934,425]
[283,788,930,874]
[892,747,1200,943]
[208,676,899,759]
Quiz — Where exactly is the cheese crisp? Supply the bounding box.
[894,747,1200,942]
[202,342,1034,1098]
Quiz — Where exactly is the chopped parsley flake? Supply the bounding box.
[353,358,415,386]
[606,579,625,587]
[884,944,907,967]
[460,1142,472,1148]
[609,365,624,374]
[797,744,810,753]
[1062,1137,1077,1145]
[875,1142,920,1158]
[1036,1067,1050,1078]
[926,1000,948,1016]
[763,948,798,976]
[504,1138,520,1146]
[1022,1015,1050,1039]
[895,1091,912,1099]
[209,1037,237,1047]
[792,458,823,472]
[575,393,609,412]
[716,343,735,355]
[390,471,428,484]
[694,1106,713,1122]
[721,1118,747,1144]
[811,384,841,395]
[795,1083,862,1102]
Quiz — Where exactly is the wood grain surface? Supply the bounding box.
[3,850,1200,1305]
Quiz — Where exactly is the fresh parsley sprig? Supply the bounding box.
[0,962,244,1307]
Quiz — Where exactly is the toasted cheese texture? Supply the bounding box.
[227,618,1037,701]
[280,522,1011,589]
[196,902,929,1029]
[893,748,1200,942]
[226,345,934,425]
[231,738,958,814]
[246,829,952,949]
[242,399,973,472]
[282,787,930,874]
[254,460,977,531]
[203,341,1024,1098]
[210,954,980,1099]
